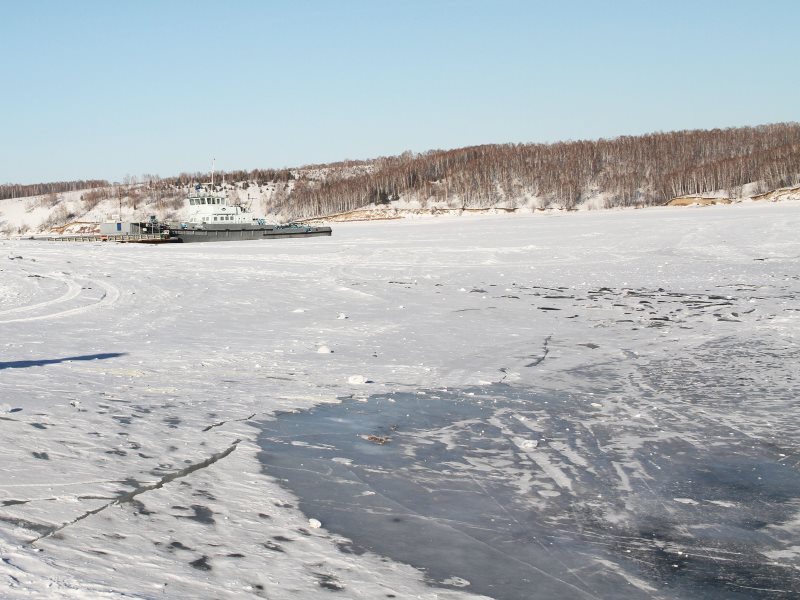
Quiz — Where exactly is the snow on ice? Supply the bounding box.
[1,203,799,599]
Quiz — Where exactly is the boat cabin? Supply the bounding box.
[185,190,256,226]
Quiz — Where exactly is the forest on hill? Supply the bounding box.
[3,123,799,222]
[0,179,109,201]
[172,122,800,217]
[280,122,799,216]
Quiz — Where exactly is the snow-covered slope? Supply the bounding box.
[1,179,799,236]
[1,202,798,598]
[0,182,296,236]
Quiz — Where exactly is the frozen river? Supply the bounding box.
[1,203,799,598]
[259,376,800,599]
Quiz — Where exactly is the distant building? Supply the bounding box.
[99,222,154,235]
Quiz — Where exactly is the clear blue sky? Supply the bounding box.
[2,0,797,184]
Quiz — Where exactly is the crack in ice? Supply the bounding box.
[525,335,552,367]
[28,439,242,544]
[202,413,256,432]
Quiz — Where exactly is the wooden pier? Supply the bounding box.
[44,233,175,243]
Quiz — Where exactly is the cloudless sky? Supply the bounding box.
[1,0,797,184]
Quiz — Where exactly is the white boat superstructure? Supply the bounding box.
[185,187,262,226]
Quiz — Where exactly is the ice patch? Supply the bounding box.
[441,576,470,587]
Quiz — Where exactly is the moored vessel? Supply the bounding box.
[168,184,331,243]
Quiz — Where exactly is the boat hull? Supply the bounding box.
[170,225,332,243]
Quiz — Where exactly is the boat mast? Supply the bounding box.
[211,158,215,188]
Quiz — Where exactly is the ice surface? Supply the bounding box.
[0,203,799,598]
[259,381,800,599]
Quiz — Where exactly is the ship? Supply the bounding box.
[168,184,332,243]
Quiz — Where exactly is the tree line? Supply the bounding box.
[5,123,798,220]
[264,123,800,217]
[0,179,108,201]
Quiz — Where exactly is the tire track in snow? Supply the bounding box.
[0,277,120,324]
[0,273,82,317]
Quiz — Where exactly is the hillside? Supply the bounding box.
[1,123,799,235]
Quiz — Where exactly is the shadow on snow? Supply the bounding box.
[0,353,127,370]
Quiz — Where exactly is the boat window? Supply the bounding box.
[189,199,195,205]
[213,217,217,221]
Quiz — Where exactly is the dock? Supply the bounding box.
[43,233,175,243]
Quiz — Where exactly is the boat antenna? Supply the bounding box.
[211,158,215,188]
